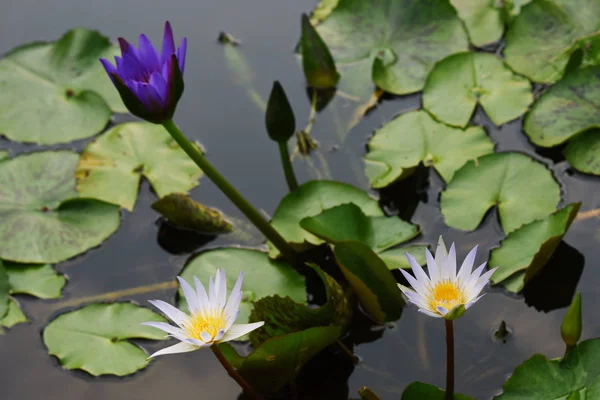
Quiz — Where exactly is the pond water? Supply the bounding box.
[1,0,599,399]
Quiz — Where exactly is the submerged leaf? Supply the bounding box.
[0,28,125,144]
[76,122,203,211]
[423,52,532,127]
[151,193,232,234]
[43,303,166,376]
[5,262,66,299]
[0,151,120,263]
[441,152,560,233]
[490,203,581,293]
[365,110,494,188]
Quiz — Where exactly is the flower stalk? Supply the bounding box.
[278,141,298,191]
[445,319,455,400]
[161,119,297,262]
[211,345,263,400]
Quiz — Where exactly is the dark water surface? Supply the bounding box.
[1,1,599,399]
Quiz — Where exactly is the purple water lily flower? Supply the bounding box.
[100,22,187,123]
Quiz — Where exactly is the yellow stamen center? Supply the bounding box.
[430,281,464,312]
[184,311,227,342]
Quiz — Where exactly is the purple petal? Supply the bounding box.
[149,71,168,103]
[161,21,176,64]
[128,81,164,111]
[176,37,187,74]
[99,58,118,83]
[120,52,148,81]
[118,37,135,56]
[138,34,161,71]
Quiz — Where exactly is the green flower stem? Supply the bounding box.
[445,319,455,400]
[277,141,299,191]
[211,345,263,400]
[162,120,297,262]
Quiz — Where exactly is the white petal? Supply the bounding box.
[418,308,442,318]
[148,342,199,358]
[142,321,184,337]
[407,253,432,289]
[467,268,497,299]
[200,331,212,342]
[404,290,430,310]
[218,322,265,343]
[425,249,441,285]
[400,268,429,297]
[215,269,227,308]
[465,294,485,310]
[444,244,457,280]
[436,305,449,316]
[457,245,478,285]
[466,262,487,288]
[434,236,448,267]
[224,272,244,318]
[208,275,216,307]
[148,300,189,327]
[193,276,209,310]
[177,277,201,314]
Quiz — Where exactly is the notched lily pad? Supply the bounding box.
[314,0,469,95]
[5,262,66,299]
[441,152,560,233]
[1,298,28,329]
[423,52,532,127]
[490,203,581,293]
[565,129,600,175]
[76,122,203,211]
[524,66,600,148]
[0,28,125,144]
[450,0,504,47]
[43,302,167,376]
[152,193,233,234]
[365,110,494,188]
[268,180,383,257]
[0,151,120,263]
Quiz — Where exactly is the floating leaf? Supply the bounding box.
[490,203,580,293]
[402,382,475,400]
[1,298,27,329]
[5,262,66,299]
[441,152,560,233]
[76,122,203,211]
[300,203,419,253]
[0,151,120,263]
[301,13,340,89]
[365,110,494,188]
[334,241,404,322]
[151,193,232,234]
[0,28,125,144]
[265,81,296,142]
[268,180,383,257]
[315,0,469,95]
[0,151,9,161]
[494,338,600,399]
[310,0,340,23]
[0,261,9,320]
[423,52,533,127]
[504,0,600,83]
[524,66,600,147]
[379,245,428,270]
[565,129,600,175]
[450,0,504,47]
[238,325,342,393]
[179,248,306,329]
[43,303,166,376]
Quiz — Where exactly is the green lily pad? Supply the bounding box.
[449,0,504,47]
[494,338,600,399]
[565,129,600,175]
[0,28,125,144]
[314,0,469,95]
[334,241,404,323]
[1,298,28,329]
[379,245,428,270]
[76,122,203,211]
[151,193,233,234]
[0,261,9,320]
[441,152,560,233]
[490,203,581,293]
[402,382,475,400]
[504,0,600,83]
[268,180,383,257]
[0,151,120,263]
[43,303,166,376]
[237,325,342,393]
[524,66,600,147]
[5,262,66,299]
[365,110,494,188]
[0,151,9,161]
[178,248,307,329]
[423,52,533,127]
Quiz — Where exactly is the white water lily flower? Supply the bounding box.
[398,237,497,320]
[143,269,264,358]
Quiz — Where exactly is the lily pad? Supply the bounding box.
[43,303,166,376]
[0,28,125,144]
[5,262,66,299]
[494,338,600,399]
[334,241,404,323]
[1,298,28,329]
[0,151,120,263]
[314,0,469,95]
[365,110,494,188]
[76,122,203,211]
[504,0,600,83]
[178,248,306,328]
[441,152,560,233]
[565,129,600,175]
[0,261,9,320]
[423,52,533,127]
[402,382,475,400]
[490,203,581,293]
[524,66,600,147]
[0,151,9,161]
[450,0,504,47]
[379,245,428,270]
[268,180,383,257]
[151,193,232,234]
